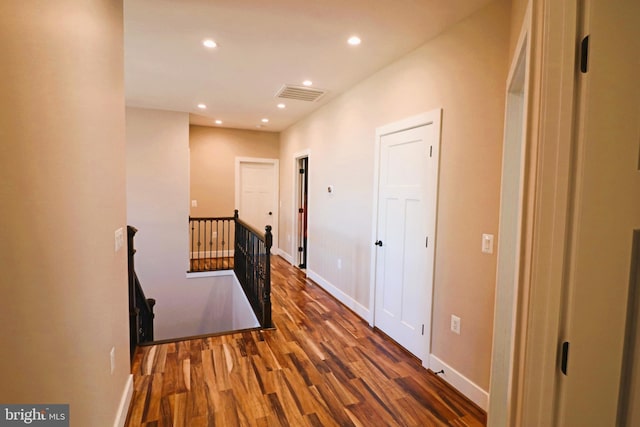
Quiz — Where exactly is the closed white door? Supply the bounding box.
[237,159,278,248]
[374,112,440,360]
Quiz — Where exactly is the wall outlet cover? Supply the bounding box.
[451,315,461,335]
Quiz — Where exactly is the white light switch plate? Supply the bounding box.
[482,233,494,254]
[115,228,124,252]
[110,346,116,375]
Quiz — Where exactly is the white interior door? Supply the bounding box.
[373,111,441,361]
[236,158,279,249]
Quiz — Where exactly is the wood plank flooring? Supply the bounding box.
[125,256,486,426]
[189,257,234,272]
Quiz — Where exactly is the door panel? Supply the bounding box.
[374,117,440,360]
[238,160,278,248]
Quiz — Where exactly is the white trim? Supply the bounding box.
[369,109,442,363]
[488,5,532,426]
[190,250,235,258]
[429,354,489,411]
[186,270,234,279]
[515,1,579,425]
[113,374,133,427]
[235,156,280,252]
[291,149,311,267]
[375,111,440,137]
[307,269,371,323]
[280,251,294,265]
[368,131,381,328]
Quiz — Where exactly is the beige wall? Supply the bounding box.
[279,0,509,392]
[127,107,190,339]
[0,1,130,425]
[189,126,280,218]
[127,108,254,340]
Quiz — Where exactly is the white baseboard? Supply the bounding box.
[113,374,133,427]
[270,247,282,257]
[186,270,234,279]
[279,251,294,265]
[428,354,489,411]
[306,269,371,323]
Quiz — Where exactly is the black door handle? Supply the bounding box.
[375,240,383,247]
[268,212,272,215]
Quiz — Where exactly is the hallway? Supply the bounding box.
[125,256,486,426]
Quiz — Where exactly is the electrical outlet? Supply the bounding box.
[114,228,124,252]
[191,199,198,208]
[110,347,116,375]
[451,315,461,335]
[337,259,342,270]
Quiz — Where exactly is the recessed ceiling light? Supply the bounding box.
[215,120,223,125]
[202,39,217,48]
[277,103,286,109]
[197,103,207,109]
[348,36,361,46]
[261,118,269,123]
[302,80,313,87]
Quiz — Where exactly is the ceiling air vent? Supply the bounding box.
[275,84,327,102]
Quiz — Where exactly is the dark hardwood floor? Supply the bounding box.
[125,256,486,426]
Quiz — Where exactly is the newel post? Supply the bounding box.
[264,225,273,328]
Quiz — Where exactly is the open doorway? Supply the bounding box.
[295,156,309,269]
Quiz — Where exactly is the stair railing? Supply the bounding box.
[127,226,156,358]
[233,210,273,328]
[188,216,235,272]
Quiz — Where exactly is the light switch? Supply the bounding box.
[482,233,494,254]
[115,228,124,252]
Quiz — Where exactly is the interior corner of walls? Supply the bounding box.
[428,354,489,411]
[306,269,372,324]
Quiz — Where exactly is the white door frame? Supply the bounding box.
[369,109,442,366]
[234,157,280,253]
[487,7,531,425]
[292,149,311,268]
[508,1,580,425]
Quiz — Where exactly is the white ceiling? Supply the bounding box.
[124,0,493,132]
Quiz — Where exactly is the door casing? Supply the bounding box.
[369,109,442,366]
[235,157,280,253]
